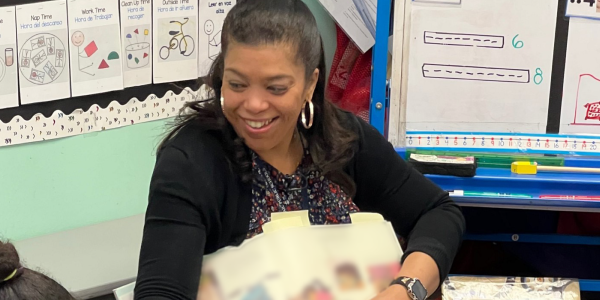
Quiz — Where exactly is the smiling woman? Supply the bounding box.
[133,0,465,299]
[220,41,322,174]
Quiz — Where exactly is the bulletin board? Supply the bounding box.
[0,0,236,147]
[388,0,600,155]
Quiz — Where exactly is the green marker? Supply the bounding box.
[448,190,533,198]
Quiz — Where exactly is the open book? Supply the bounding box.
[115,212,403,300]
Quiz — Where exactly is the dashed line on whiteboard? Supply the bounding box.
[422,64,530,83]
[423,31,504,48]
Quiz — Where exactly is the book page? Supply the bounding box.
[210,236,285,300]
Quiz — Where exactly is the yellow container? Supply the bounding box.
[511,161,538,174]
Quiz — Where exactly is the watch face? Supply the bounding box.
[412,280,427,300]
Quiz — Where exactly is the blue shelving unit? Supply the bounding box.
[369,1,600,289]
[369,0,391,135]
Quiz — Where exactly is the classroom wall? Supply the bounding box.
[0,0,337,242]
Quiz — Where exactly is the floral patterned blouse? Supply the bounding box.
[247,149,360,238]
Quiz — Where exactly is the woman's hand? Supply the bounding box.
[371,285,411,300]
[371,252,440,300]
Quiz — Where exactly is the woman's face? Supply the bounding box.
[221,41,318,153]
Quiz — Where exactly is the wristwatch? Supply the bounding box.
[390,277,428,300]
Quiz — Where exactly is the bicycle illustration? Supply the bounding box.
[159,17,195,60]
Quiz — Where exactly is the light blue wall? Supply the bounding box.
[0,0,337,242]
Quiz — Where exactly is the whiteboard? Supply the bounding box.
[403,0,558,133]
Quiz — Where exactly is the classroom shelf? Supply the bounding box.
[395,149,600,212]
[391,149,600,291]
[427,167,600,212]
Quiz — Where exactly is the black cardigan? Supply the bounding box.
[134,115,465,300]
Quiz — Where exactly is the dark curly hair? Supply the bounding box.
[161,0,358,195]
[0,240,76,300]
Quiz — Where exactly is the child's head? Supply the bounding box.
[0,240,75,300]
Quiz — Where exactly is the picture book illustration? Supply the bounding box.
[367,262,401,293]
[240,284,272,300]
[18,33,67,85]
[198,270,224,300]
[204,19,221,61]
[69,25,122,82]
[158,17,196,62]
[335,263,364,291]
[124,26,150,69]
[291,280,333,300]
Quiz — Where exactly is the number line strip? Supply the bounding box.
[405,131,600,155]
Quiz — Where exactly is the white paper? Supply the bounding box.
[16,0,71,104]
[67,0,124,97]
[153,0,199,84]
[352,0,377,39]
[560,18,600,134]
[0,7,19,109]
[113,281,135,300]
[198,0,235,77]
[318,0,374,53]
[565,0,600,20]
[120,0,152,88]
[406,0,558,133]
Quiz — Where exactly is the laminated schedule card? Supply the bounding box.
[120,0,152,88]
[16,0,71,104]
[0,7,19,109]
[197,0,235,77]
[153,0,199,83]
[68,0,124,97]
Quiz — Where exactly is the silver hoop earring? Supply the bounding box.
[220,96,225,113]
[301,100,314,129]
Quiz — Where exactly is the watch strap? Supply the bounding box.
[390,276,427,300]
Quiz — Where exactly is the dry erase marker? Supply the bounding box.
[539,195,600,201]
[448,190,533,198]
